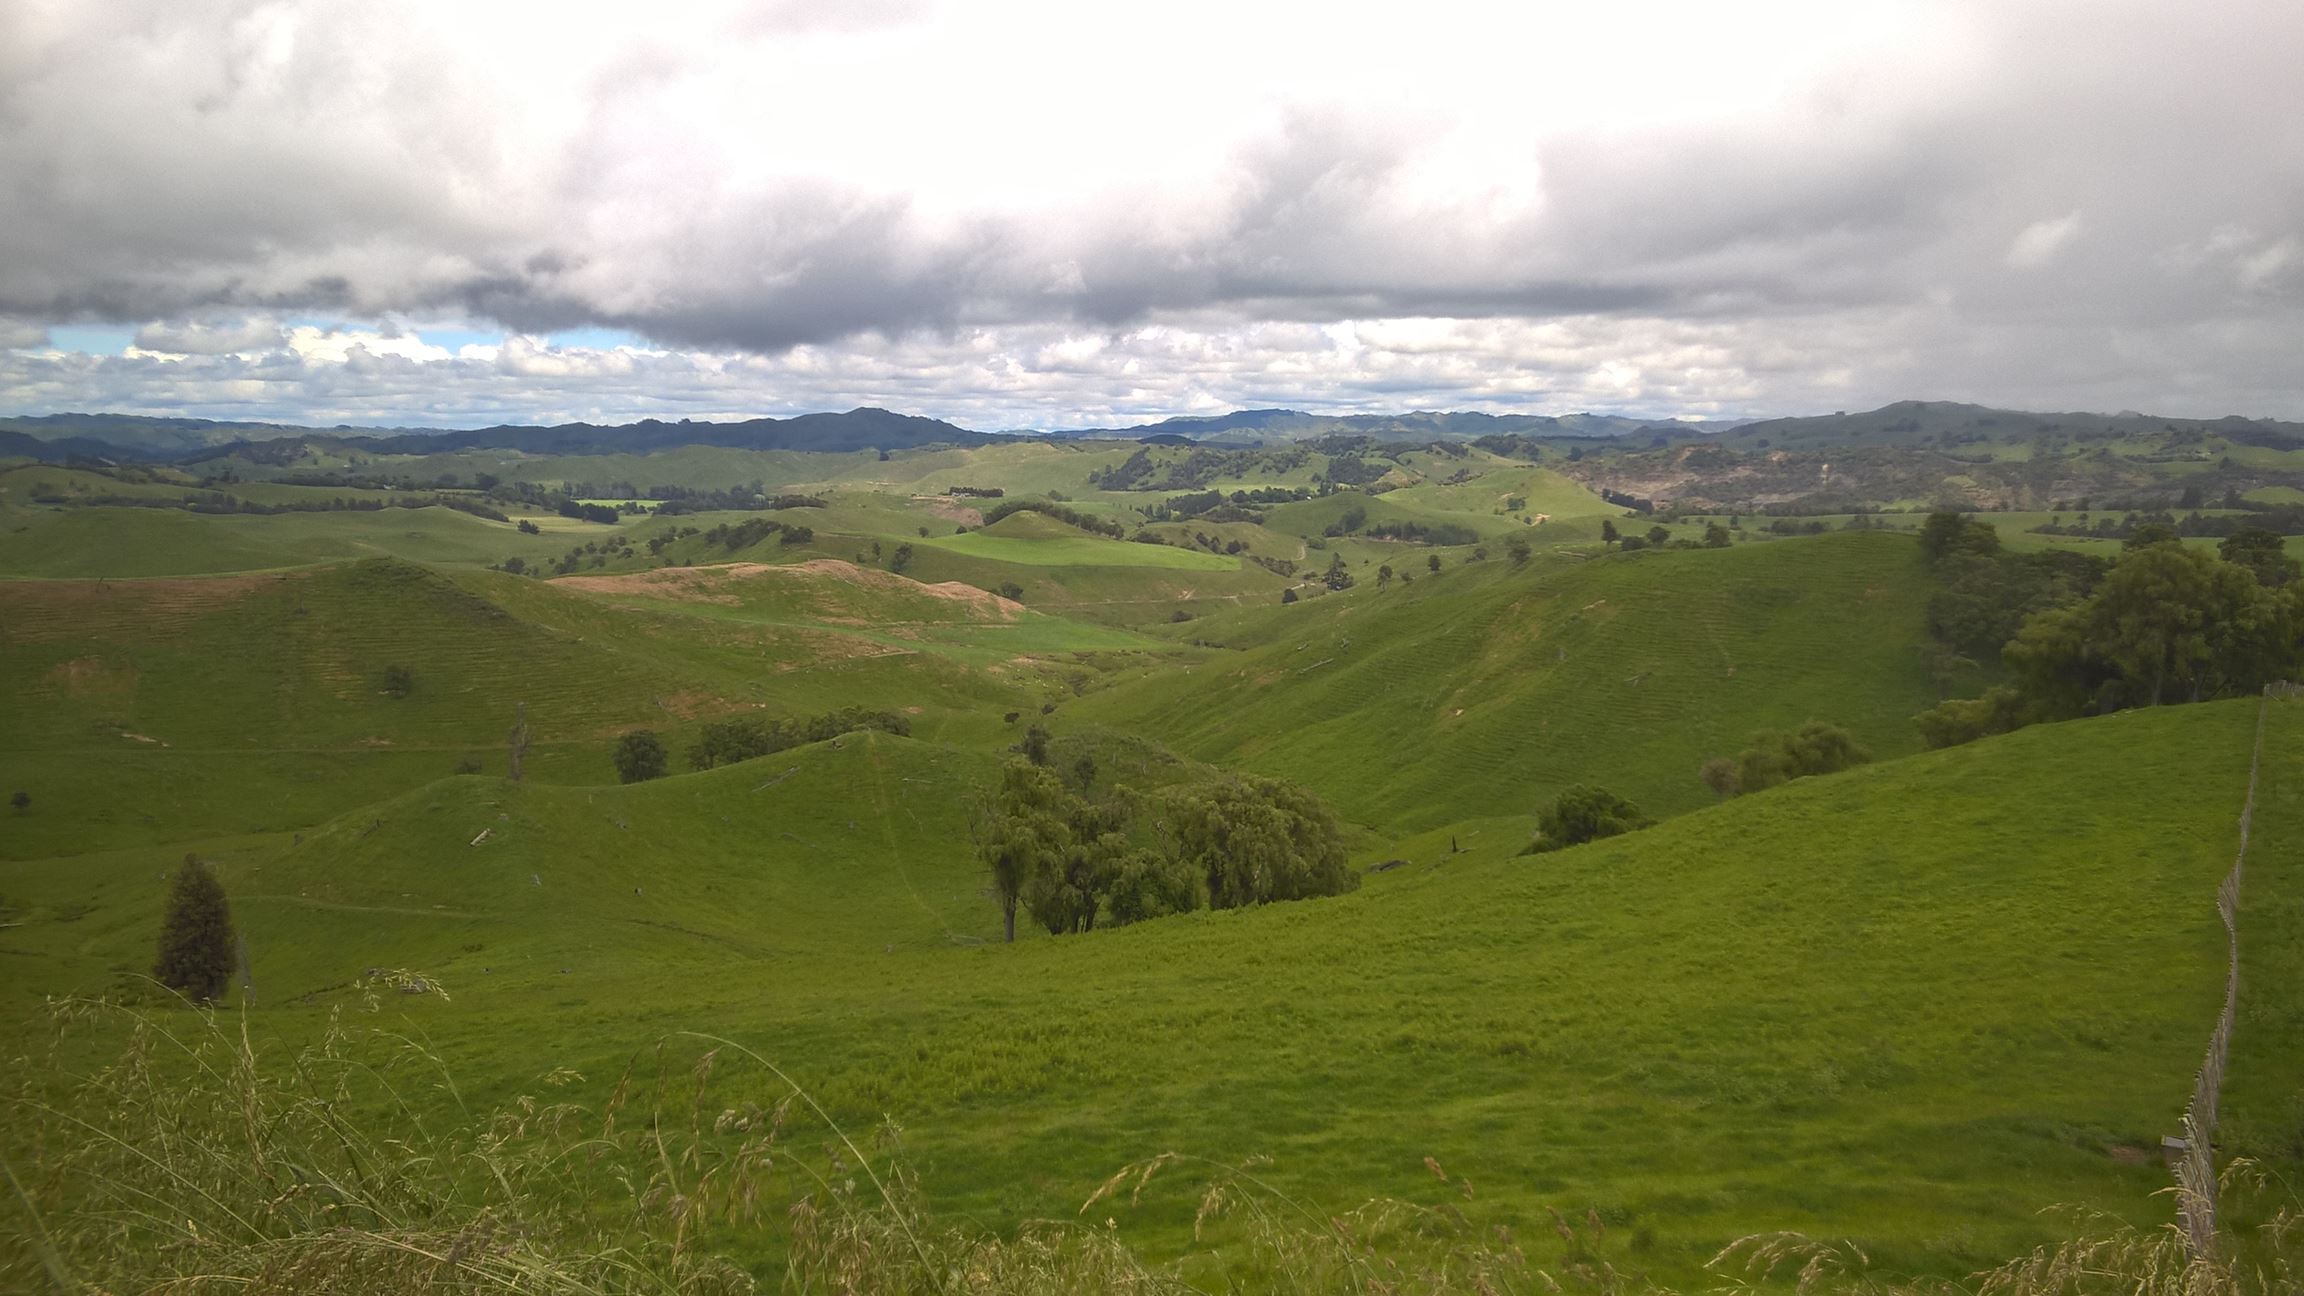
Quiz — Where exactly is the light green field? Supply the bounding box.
[1,702,2277,1284]
[0,504,575,576]
[0,556,1128,856]
[926,529,1241,570]
[1075,530,1945,832]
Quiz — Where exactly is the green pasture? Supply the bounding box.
[1074,530,1947,832]
[0,702,2275,1285]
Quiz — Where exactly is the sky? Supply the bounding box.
[2,0,2301,431]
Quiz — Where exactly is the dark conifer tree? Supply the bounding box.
[154,854,236,1002]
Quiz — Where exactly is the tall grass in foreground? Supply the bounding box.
[4,992,2297,1296]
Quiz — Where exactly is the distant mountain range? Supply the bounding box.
[1718,399,2304,450]
[4,400,2301,464]
[1043,407,1745,445]
[0,409,997,460]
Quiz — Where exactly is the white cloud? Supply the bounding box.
[2005,213,2083,269]
[6,307,2302,430]
[1,0,2302,419]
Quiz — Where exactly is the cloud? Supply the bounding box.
[0,320,48,350]
[2005,213,2083,269]
[132,317,289,355]
[9,306,2304,432]
[2,0,2302,418]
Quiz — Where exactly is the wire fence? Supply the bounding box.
[2173,687,2278,1255]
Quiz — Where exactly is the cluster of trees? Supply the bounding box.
[683,708,913,771]
[979,498,1126,537]
[1143,485,1314,524]
[1599,520,1731,552]
[1088,446,1314,492]
[1698,722,1871,798]
[555,499,622,525]
[505,532,654,576]
[702,517,813,550]
[946,484,1005,498]
[652,489,825,515]
[978,762,1356,940]
[1363,519,1482,546]
[1916,513,2304,747]
[1166,530,1248,555]
[1468,432,1553,459]
[2028,504,2304,542]
[1921,516,2107,662]
[1321,455,1387,486]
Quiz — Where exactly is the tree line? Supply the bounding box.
[978,498,1126,537]
[1916,513,2303,746]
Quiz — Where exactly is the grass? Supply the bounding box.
[1072,530,1947,832]
[0,556,1135,856]
[2,703,2278,1286]
[927,529,1241,571]
[0,504,575,576]
[6,441,2302,1292]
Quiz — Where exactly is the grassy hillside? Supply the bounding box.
[8,432,2300,1291]
[1,702,2270,1283]
[0,557,1140,856]
[0,503,573,576]
[1073,530,1946,832]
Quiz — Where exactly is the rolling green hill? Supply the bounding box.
[0,557,1146,856]
[1,702,2277,1283]
[7,427,2303,1293]
[1072,529,1946,832]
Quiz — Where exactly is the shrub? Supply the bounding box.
[1732,722,1871,794]
[1914,686,2034,749]
[612,730,669,783]
[1527,786,1649,853]
[688,708,912,770]
[154,855,236,1002]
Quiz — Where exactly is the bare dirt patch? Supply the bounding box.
[557,560,1024,622]
[914,496,985,526]
[652,690,733,720]
[553,566,760,604]
[789,559,1023,620]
